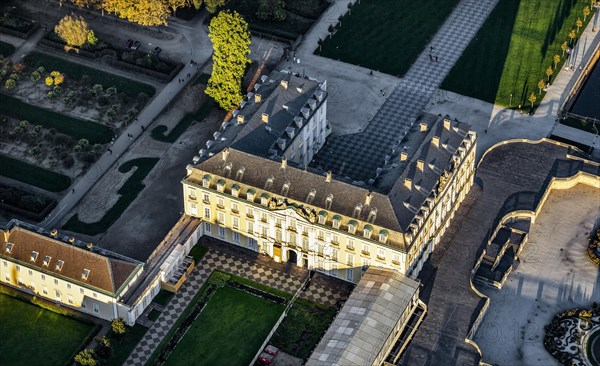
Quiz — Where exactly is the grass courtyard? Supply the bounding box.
[0,293,96,366]
[441,0,595,108]
[316,0,461,76]
[164,286,285,366]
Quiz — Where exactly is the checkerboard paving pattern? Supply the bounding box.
[311,0,499,183]
[125,249,345,366]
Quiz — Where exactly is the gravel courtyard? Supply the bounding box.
[474,183,600,365]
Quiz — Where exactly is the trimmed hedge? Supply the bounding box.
[63,157,159,235]
[0,154,71,192]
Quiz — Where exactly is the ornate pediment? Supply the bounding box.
[267,198,317,223]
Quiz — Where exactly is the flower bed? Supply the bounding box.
[0,13,39,39]
[544,307,600,365]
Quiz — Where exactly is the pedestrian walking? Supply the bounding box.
[141,125,145,131]
[435,56,438,62]
[108,149,112,154]
[369,70,373,76]
[430,46,434,52]
[429,54,433,61]
[72,188,75,193]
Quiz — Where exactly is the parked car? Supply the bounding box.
[123,39,133,49]
[151,47,162,56]
[263,345,279,356]
[131,41,141,50]
[257,352,275,365]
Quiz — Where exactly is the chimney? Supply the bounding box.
[404,178,412,189]
[432,136,440,147]
[296,83,304,93]
[262,113,269,123]
[325,170,332,183]
[417,160,424,171]
[365,192,373,206]
[237,114,245,124]
[420,122,428,132]
[280,79,288,89]
[281,158,287,169]
[255,94,262,103]
[222,147,230,161]
[444,118,451,130]
[400,151,408,161]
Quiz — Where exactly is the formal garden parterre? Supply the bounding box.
[442,0,597,109]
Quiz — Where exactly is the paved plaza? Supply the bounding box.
[125,242,352,366]
[399,140,600,365]
[310,0,499,183]
[474,184,600,365]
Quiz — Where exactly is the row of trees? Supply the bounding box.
[68,0,226,26]
[527,5,594,109]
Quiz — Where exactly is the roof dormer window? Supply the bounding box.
[43,256,51,266]
[5,243,13,253]
[56,260,64,271]
[202,174,211,188]
[82,269,90,280]
[30,251,38,262]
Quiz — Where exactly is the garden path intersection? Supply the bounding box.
[125,247,347,366]
[310,0,499,183]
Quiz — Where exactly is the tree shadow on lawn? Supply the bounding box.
[441,0,520,105]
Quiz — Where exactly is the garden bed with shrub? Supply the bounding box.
[0,40,15,57]
[0,183,56,220]
[0,153,71,193]
[0,13,39,39]
[225,0,330,40]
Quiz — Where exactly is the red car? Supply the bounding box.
[258,352,275,365]
[258,345,279,365]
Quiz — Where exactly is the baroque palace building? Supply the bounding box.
[182,71,477,283]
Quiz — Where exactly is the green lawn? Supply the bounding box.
[188,245,209,265]
[151,99,215,142]
[152,289,174,307]
[102,324,148,366]
[0,293,96,366]
[0,40,15,57]
[0,94,114,144]
[63,157,159,235]
[442,0,596,108]
[24,52,155,97]
[316,0,460,76]
[0,153,71,192]
[271,298,337,360]
[165,286,285,366]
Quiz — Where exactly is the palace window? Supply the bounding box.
[331,234,339,245]
[233,232,240,244]
[247,189,255,202]
[232,184,240,197]
[56,260,64,271]
[217,198,225,208]
[217,212,225,225]
[347,239,355,251]
[218,227,226,239]
[204,222,212,233]
[377,248,386,260]
[204,207,211,220]
[348,220,357,234]
[347,253,354,266]
[247,222,254,234]
[363,225,373,239]
[217,179,225,193]
[392,253,401,265]
[28,269,33,276]
[231,202,239,213]
[332,215,341,229]
[202,174,211,188]
[362,243,370,255]
[31,251,39,262]
[246,207,254,218]
[318,211,327,224]
[93,304,99,313]
[203,193,210,203]
[188,188,196,200]
[379,230,389,244]
[346,268,354,281]
[330,264,338,277]
[361,258,370,270]
[43,256,51,266]
[232,217,239,229]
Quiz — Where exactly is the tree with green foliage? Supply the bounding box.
[74,349,96,366]
[4,79,15,90]
[257,0,286,21]
[537,79,545,94]
[87,30,98,46]
[583,6,591,21]
[561,41,568,56]
[111,318,126,336]
[528,92,537,108]
[576,18,583,32]
[55,15,91,48]
[568,29,576,45]
[205,0,227,13]
[546,66,553,82]
[205,11,251,111]
[553,54,560,69]
[31,71,41,83]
